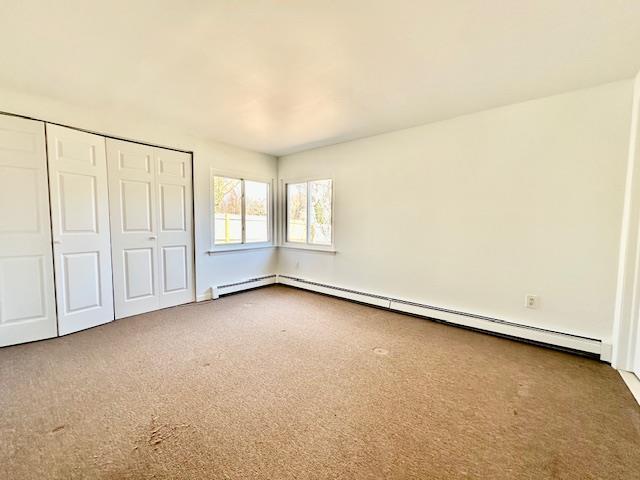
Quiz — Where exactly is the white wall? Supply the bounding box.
[0,86,278,301]
[278,81,633,342]
[1,80,633,343]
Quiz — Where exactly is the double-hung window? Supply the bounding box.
[285,179,333,247]
[213,175,271,247]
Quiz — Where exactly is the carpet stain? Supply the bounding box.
[373,347,389,355]
[144,416,192,450]
[517,381,531,397]
[50,425,65,434]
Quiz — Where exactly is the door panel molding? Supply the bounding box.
[61,251,102,314]
[123,247,156,300]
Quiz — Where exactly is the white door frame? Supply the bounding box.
[613,72,640,374]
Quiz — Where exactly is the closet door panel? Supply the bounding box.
[107,139,159,318]
[0,116,57,347]
[46,124,114,335]
[123,247,155,300]
[155,148,194,308]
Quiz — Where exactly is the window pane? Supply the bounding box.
[287,183,307,243]
[213,176,242,244]
[245,180,269,243]
[309,179,332,245]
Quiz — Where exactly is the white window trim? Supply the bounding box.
[209,169,275,253]
[279,177,336,253]
[279,243,337,253]
[207,244,275,255]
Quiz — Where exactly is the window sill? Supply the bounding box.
[279,244,337,254]
[207,244,274,255]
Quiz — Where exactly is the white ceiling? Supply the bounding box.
[1,1,639,156]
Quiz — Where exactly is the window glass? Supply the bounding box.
[214,176,242,244]
[287,182,307,243]
[245,180,269,243]
[309,179,332,245]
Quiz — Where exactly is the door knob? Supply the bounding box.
[149,236,157,240]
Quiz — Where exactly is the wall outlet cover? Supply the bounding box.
[525,294,538,309]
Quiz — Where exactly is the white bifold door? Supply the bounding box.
[46,124,114,335]
[106,139,194,319]
[0,116,57,347]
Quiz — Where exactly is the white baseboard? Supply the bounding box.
[217,275,277,296]
[275,274,604,358]
[276,275,391,307]
[196,275,277,302]
[196,290,212,302]
[619,370,640,405]
[600,342,613,362]
[390,300,600,355]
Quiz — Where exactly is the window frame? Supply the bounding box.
[281,177,335,252]
[210,170,274,253]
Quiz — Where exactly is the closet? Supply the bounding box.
[107,139,194,319]
[0,113,195,347]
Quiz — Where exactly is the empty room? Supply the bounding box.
[2,1,640,478]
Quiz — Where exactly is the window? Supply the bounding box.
[213,175,270,246]
[286,179,333,246]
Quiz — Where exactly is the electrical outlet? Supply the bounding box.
[525,294,538,309]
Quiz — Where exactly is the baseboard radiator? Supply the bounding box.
[198,273,606,360]
[276,274,606,360]
[198,275,278,301]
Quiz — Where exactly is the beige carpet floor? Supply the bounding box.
[1,285,639,479]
